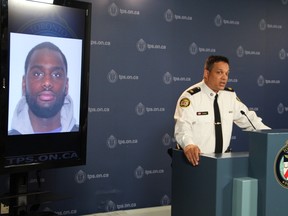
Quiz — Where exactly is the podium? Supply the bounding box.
[172,129,288,216]
[248,129,288,216]
[171,150,249,216]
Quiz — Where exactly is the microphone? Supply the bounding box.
[240,110,256,130]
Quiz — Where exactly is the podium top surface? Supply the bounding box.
[251,129,288,134]
[172,149,249,160]
[202,152,249,159]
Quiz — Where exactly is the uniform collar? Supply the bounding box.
[201,80,219,98]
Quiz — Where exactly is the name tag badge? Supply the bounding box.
[196,111,208,116]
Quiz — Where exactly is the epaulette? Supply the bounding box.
[224,87,234,92]
[187,87,201,95]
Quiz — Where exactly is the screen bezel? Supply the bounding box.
[0,0,91,174]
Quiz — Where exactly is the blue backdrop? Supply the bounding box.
[1,0,288,215]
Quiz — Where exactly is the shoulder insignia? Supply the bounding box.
[187,87,201,95]
[180,98,190,107]
[224,87,234,92]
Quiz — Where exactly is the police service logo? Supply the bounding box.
[105,200,116,212]
[277,103,285,114]
[279,49,286,60]
[42,207,54,214]
[135,103,146,116]
[236,46,245,58]
[163,72,173,85]
[135,166,144,179]
[162,133,172,146]
[259,19,267,31]
[214,14,223,27]
[108,3,119,17]
[180,98,190,107]
[107,135,118,149]
[75,170,87,184]
[274,141,288,189]
[164,9,174,22]
[18,16,77,38]
[161,195,171,206]
[107,69,118,83]
[257,75,265,87]
[136,39,147,52]
[189,42,198,55]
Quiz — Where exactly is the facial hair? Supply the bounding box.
[26,91,66,118]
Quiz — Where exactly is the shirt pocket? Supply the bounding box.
[192,113,214,141]
[194,113,213,124]
[221,109,234,122]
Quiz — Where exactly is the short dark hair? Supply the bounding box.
[24,42,68,74]
[204,55,229,71]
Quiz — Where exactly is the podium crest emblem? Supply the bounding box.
[274,140,288,189]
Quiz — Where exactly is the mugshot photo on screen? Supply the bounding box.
[8,33,82,135]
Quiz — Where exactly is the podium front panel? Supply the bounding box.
[248,130,288,216]
[172,149,249,216]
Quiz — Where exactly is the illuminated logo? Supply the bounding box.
[214,14,223,27]
[135,166,144,179]
[236,45,261,57]
[164,9,174,22]
[274,140,288,189]
[107,69,118,83]
[107,135,118,149]
[136,39,147,52]
[105,200,116,212]
[163,72,191,84]
[164,9,192,22]
[279,49,286,60]
[259,19,267,31]
[277,103,285,114]
[135,103,146,116]
[75,170,87,184]
[162,133,172,146]
[136,39,166,52]
[259,19,282,31]
[189,42,198,55]
[161,195,170,205]
[257,75,265,87]
[108,3,119,17]
[236,46,245,58]
[214,14,239,26]
[163,72,173,84]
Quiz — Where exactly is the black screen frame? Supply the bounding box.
[0,0,91,174]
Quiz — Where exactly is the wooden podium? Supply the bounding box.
[172,129,288,216]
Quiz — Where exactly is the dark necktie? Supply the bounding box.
[214,94,223,153]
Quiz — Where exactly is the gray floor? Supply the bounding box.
[84,205,171,216]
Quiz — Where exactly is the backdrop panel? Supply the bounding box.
[1,0,287,215]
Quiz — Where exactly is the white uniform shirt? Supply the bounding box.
[174,80,270,153]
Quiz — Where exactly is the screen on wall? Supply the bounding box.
[0,0,91,174]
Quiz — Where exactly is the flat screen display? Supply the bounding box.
[0,0,91,173]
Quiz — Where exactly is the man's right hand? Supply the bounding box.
[184,144,201,166]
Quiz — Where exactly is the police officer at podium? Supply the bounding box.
[174,55,270,166]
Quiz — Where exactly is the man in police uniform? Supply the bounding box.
[174,55,270,166]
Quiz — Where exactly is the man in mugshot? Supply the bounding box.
[9,42,78,135]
